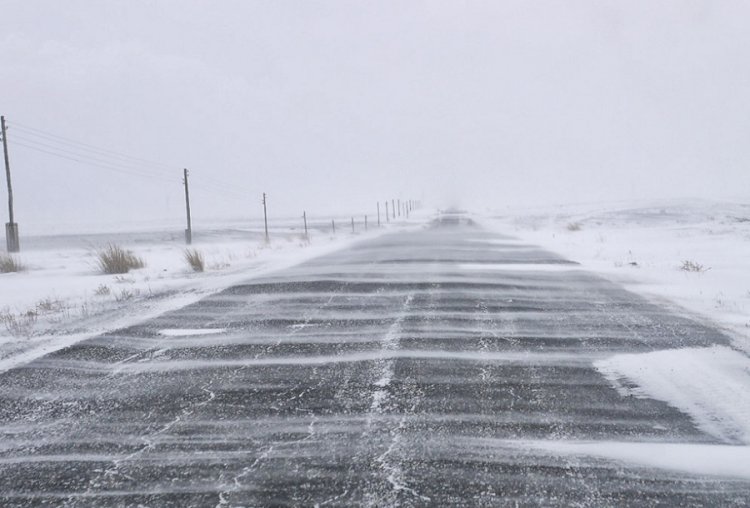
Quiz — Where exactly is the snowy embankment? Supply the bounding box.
[482,199,750,478]
[0,215,426,372]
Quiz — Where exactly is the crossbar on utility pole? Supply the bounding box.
[262,193,269,243]
[183,168,192,245]
[1,116,19,252]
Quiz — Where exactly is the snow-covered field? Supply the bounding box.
[0,215,420,372]
[482,199,750,466]
[483,199,750,354]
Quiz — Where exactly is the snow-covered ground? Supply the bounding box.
[0,214,425,372]
[481,199,750,475]
[482,199,750,354]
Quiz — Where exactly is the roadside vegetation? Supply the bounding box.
[184,248,205,272]
[96,244,145,274]
[0,253,23,273]
[680,260,709,273]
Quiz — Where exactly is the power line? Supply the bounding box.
[11,133,177,179]
[10,121,177,172]
[13,141,176,183]
[9,118,256,203]
[14,140,251,202]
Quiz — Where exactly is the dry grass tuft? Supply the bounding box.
[0,309,37,338]
[97,244,144,274]
[680,260,709,273]
[0,253,23,273]
[184,248,205,272]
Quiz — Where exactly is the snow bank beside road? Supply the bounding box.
[528,440,750,481]
[596,346,750,445]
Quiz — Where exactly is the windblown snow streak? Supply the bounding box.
[595,345,750,444]
[0,213,747,506]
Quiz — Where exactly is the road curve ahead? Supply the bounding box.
[0,213,748,506]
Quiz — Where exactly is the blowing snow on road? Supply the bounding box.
[1,213,748,506]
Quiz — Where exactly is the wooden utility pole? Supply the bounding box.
[385,201,389,223]
[1,116,19,252]
[391,199,395,219]
[303,211,308,238]
[364,215,368,231]
[351,217,354,233]
[183,168,192,245]
[397,199,401,217]
[331,219,336,234]
[262,192,269,243]
[377,202,381,227]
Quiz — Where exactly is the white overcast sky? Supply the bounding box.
[1,1,749,229]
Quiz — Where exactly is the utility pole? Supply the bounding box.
[303,211,308,239]
[398,199,401,217]
[351,217,355,233]
[1,116,19,252]
[183,168,192,245]
[392,199,395,219]
[262,192,269,243]
[377,202,381,227]
[331,219,336,234]
[385,201,389,223]
[365,215,368,231]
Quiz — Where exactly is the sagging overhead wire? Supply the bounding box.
[8,119,253,202]
[11,134,178,182]
[12,141,177,184]
[10,121,177,173]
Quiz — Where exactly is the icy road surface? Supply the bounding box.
[0,214,748,506]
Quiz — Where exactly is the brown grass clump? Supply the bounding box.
[0,253,23,273]
[184,248,205,272]
[97,244,144,274]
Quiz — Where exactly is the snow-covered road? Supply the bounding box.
[0,213,748,506]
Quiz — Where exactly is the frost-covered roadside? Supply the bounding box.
[0,215,429,372]
[480,199,750,353]
[479,200,750,478]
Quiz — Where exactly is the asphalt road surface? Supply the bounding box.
[1,214,748,506]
